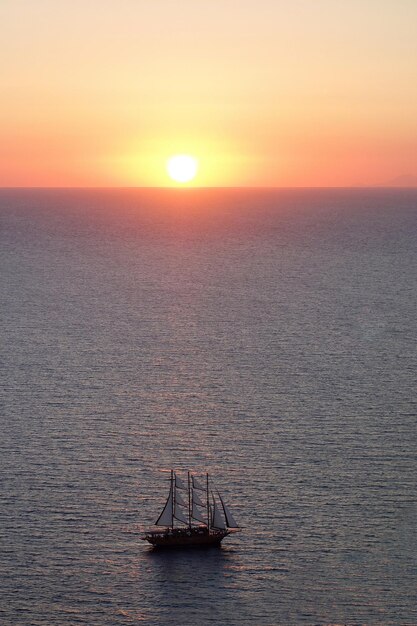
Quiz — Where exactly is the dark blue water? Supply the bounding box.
[1,188,416,625]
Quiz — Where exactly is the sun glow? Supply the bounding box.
[166,154,198,184]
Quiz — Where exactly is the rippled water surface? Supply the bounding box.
[1,188,416,625]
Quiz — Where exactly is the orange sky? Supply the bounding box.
[1,0,416,187]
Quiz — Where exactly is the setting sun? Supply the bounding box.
[166,155,199,184]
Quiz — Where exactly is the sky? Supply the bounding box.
[1,0,416,187]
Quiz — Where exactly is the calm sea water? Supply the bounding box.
[1,188,416,626]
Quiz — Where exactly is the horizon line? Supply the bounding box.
[1,185,417,191]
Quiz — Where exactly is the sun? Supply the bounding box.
[166,154,198,184]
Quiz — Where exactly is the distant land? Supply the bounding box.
[380,174,417,187]
[1,179,417,189]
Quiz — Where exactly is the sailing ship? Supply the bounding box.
[141,470,241,548]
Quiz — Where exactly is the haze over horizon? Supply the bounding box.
[1,0,416,188]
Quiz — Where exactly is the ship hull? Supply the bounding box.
[141,527,229,549]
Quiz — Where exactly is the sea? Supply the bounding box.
[1,188,416,626]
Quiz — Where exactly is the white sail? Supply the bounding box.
[155,487,173,526]
[174,504,189,525]
[192,476,205,491]
[191,502,207,524]
[211,499,226,530]
[175,475,186,489]
[218,492,239,528]
[175,491,187,507]
[192,490,205,507]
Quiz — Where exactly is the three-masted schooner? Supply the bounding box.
[141,471,241,548]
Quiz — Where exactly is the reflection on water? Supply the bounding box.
[1,188,416,625]
[141,548,249,624]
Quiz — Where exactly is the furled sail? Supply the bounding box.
[218,492,239,528]
[174,504,189,525]
[211,499,226,530]
[192,476,205,491]
[155,486,173,526]
[175,475,186,489]
[191,502,207,524]
[192,490,205,507]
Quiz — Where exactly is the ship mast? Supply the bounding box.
[206,472,210,531]
[188,471,192,528]
[171,469,174,530]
